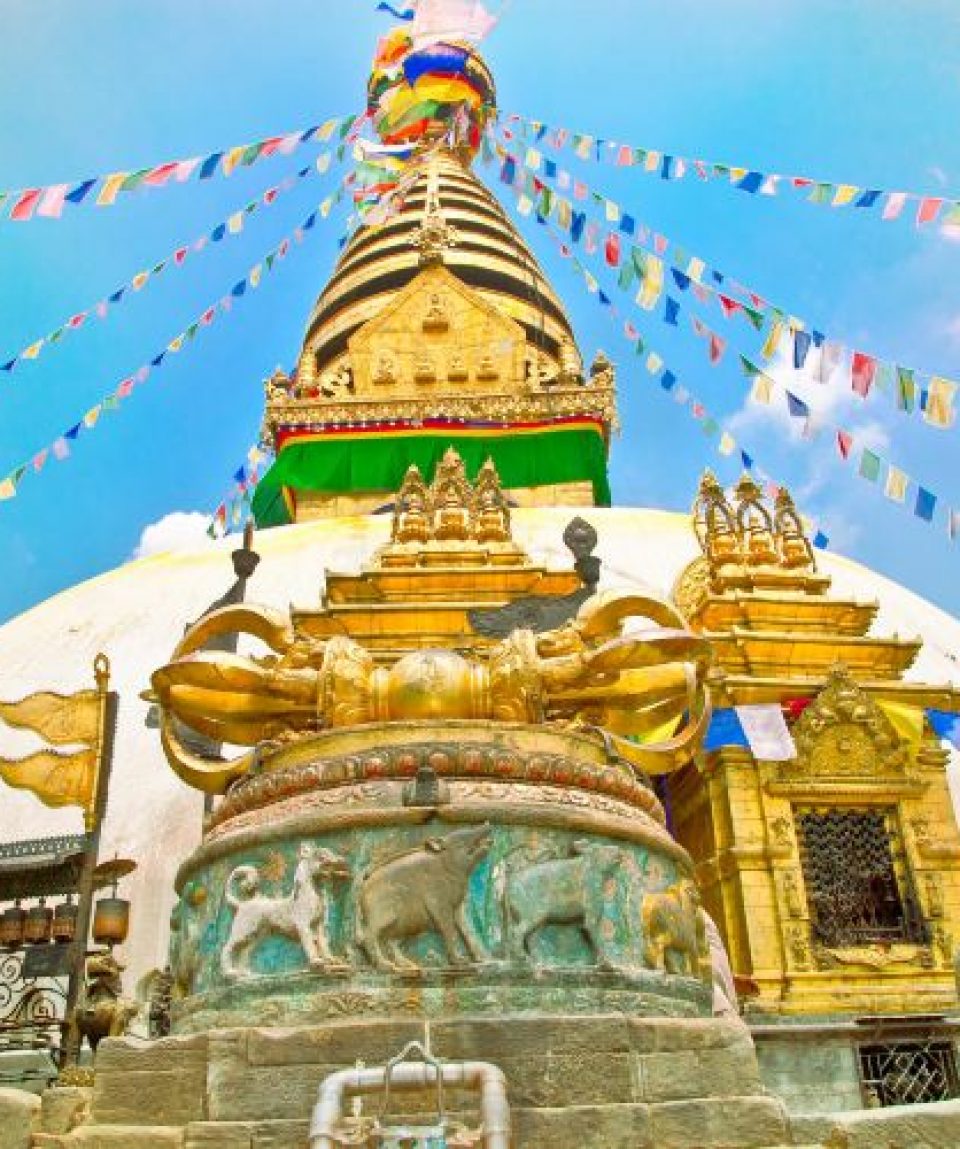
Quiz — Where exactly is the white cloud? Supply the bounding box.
[131,511,212,561]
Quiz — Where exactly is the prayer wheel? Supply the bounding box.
[52,897,79,944]
[24,899,53,945]
[0,901,26,949]
[93,896,130,947]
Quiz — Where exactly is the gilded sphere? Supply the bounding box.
[385,649,486,720]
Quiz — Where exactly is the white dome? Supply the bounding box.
[1,506,958,989]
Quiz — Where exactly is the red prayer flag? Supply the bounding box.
[783,697,813,721]
[718,295,743,320]
[837,430,854,459]
[174,247,188,265]
[263,187,280,205]
[792,177,813,189]
[10,188,42,221]
[694,160,709,180]
[143,162,179,187]
[616,145,634,167]
[604,232,621,267]
[851,351,876,397]
[916,197,943,226]
[654,234,668,255]
[67,313,86,330]
[709,333,726,364]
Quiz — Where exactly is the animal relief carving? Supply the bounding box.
[221,845,350,980]
[642,882,710,978]
[356,824,492,972]
[505,840,624,968]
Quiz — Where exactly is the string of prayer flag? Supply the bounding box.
[497,139,957,431]
[1,150,344,376]
[504,111,960,236]
[0,178,355,504]
[1,115,363,224]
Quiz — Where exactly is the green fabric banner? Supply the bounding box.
[252,428,611,527]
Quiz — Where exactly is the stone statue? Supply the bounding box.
[356,825,492,972]
[642,882,710,979]
[505,840,624,967]
[221,845,351,980]
[67,952,139,1055]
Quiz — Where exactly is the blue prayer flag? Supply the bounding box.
[211,224,227,243]
[928,709,960,748]
[661,370,677,391]
[571,211,586,244]
[661,156,674,180]
[620,213,636,236]
[151,352,166,367]
[66,179,97,204]
[671,269,691,292]
[786,391,810,418]
[231,280,247,298]
[855,190,882,208]
[109,289,125,304]
[199,153,224,180]
[737,171,765,194]
[703,709,750,752]
[812,531,830,550]
[793,330,813,369]
[64,423,82,441]
[377,1,415,19]
[916,487,937,522]
[664,297,680,326]
[741,450,754,470]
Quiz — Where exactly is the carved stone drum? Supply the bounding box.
[168,721,712,1032]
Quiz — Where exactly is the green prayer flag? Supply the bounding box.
[859,449,882,482]
[739,355,761,379]
[102,396,120,411]
[120,168,151,191]
[618,262,637,292]
[244,200,258,214]
[701,417,720,436]
[743,307,765,332]
[809,183,833,205]
[265,252,276,270]
[48,329,64,344]
[897,368,916,412]
[12,465,27,483]
[185,323,199,341]
[151,261,166,276]
[240,143,264,166]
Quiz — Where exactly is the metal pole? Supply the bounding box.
[60,654,117,1069]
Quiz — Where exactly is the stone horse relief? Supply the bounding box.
[505,840,625,969]
[221,845,350,980]
[357,825,492,972]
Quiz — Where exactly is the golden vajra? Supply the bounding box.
[147,591,712,793]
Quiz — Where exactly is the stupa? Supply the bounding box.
[2,31,960,1149]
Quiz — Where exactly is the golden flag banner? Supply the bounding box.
[0,655,110,830]
[0,690,101,746]
[0,748,98,813]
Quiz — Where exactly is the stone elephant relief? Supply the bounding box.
[356,824,492,973]
[221,845,351,980]
[642,881,711,979]
[505,840,625,968]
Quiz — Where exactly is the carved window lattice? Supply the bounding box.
[796,808,927,948]
[858,1040,959,1108]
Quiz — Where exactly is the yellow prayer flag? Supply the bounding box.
[556,198,573,230]
[729,167,748,183]
[752,375,774,404]
[83,407,101,430]
[761,320,785,361]
[317,118,338,141]
[646,353,664,374]
[884,466,909,503]
[636,257,664,311]
[605,199,620,223]
[167,335,185,353]
[878,702,924,757]
[22,342,43,360]
[97,173,126,207]
[517,194,534,216]
[316,152,332,174]
[227,212,244,234]
[221,146,247,177]
[249,264,263,288]
[132,271,150,291]
[525,147,541,170]
[644,151,660,172]
[320,197,333,218]
[0,479,16,501]
[718,432,736,456]
[924,377,957,429]
[832,184,859,206]
[584,271,599,294]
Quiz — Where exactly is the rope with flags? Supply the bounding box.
[503,111,960,234]
[476,144,832,552]
[495,139,958,431]
[0,171,356,504]
[0,115,363,223]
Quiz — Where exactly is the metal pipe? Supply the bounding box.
[309,1060,511,1149]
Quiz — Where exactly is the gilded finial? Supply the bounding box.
[693,469,740,569]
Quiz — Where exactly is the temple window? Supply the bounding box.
[857,1039,959,1107]
[796,808,928,948]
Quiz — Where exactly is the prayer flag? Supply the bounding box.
[32,449,48,473]
[915,487,937,522]
[719,432,736,456]
[884,466,909,503]
[709,333,726,364]
[786,392,810,419]
[52,438,70,461]
[836,430,854,460]
[949,510,960,541]
[832,184,859,207]
[37,184,69,219]
[664,297,680,327]
[813,530,830,550]
[917,197,943,226]
[10,189,42,221]
[703,709,750,752]
[761,320,784,361]
[96,174,126,206]
[0,478,15,501]
[793,330,813,369]
[924,377,956,428]
[605,232,621,267]
[199,152,224,180]
[736,171,765,194]
[851,352,876,397]
[882,192,908,220]
[928,710,960,748]
[818,342,843,384]
[736,705,796,761]
[897,368,917,411]
[144,162,179,187]
[859,449,881,482]
[752,375,773,404]
[66,179,96,204]
[646,352,663,374]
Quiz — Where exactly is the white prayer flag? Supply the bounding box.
[735,704,796,761]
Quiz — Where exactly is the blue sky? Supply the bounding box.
[1,0,959,622]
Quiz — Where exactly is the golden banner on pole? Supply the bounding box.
[0,654,111,831]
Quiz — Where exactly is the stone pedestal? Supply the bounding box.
[33,1014,797,1149]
